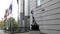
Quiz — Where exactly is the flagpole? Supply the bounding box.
[17,0,19,24]
[11,0,13,17]
[9,0,13,34]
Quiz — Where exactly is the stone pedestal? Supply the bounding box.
[29,31,40,34]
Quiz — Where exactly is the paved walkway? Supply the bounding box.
[0,30,9,34]
[0,30,29,34]
[14,32,29,34]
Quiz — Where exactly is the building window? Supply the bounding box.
[36,0,41,7]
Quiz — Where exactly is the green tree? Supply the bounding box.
[0,21,4,29]
[7,17,18,31]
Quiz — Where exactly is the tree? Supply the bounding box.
[0,21,4,29]
[6,17,18,31]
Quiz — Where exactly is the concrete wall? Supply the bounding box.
[30,0,60,34]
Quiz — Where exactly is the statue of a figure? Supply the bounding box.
[31,10,40,31]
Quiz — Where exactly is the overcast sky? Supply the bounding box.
[0,0,18,21]
[0,0,12,20]
[12,0,18,21]
[0,0,38,21]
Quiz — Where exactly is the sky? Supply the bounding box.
[0,0,12,20]
[0,0,39,21]
[0,0,18,21]
[12,0,18,21]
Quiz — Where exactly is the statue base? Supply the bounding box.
[29,30,40,34]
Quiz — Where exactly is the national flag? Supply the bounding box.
[4,9,9,21]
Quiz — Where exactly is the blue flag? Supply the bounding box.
[9,4,12,14]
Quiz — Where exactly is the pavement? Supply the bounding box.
[14,32,29,34]
[0,30,9,34]
[0,30,29,34]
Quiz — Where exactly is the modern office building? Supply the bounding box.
[17,0,24,31]
[18,0,30,31]
[29,0,60,34]
[19,12,25,31]
[20,13,30,31]
[24,16,30,31]
[20,12,24,28]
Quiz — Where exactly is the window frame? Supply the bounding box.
[36,0,41,8]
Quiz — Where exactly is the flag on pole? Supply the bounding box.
[4,9,9,21]
[9,4,12,14]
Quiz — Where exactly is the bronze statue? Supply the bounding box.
[31,10,40,31]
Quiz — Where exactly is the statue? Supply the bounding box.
[31,10,40,31]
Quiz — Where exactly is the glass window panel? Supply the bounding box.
[36,0,41,6]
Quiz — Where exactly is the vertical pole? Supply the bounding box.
[17,0,20,28]
[23,0,25,31]
[23,0,25,19]
[17,0,20,31]
[28,0,30,30]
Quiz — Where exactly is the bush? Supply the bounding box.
[0,21,4,29]
[6,17,18,31]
